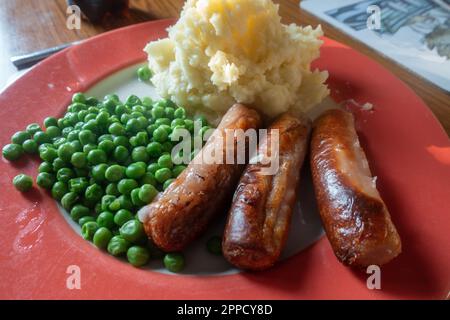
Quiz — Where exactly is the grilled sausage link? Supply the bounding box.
[138,104,261,252]
[223,112,311,270]
[310,109,401,267]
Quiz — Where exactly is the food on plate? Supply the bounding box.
[3,91,215,271]
[223,112,311,270]
[13,174,34,192]
[310,109,401,267]
[145,0,328,121]
[138,104,262,252]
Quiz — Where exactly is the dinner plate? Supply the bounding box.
[0,19,449,299]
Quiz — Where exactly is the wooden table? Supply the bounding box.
[1,0,449,135]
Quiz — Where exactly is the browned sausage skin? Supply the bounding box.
[310,109,401,267]
[223,113,311,270]
[138,104,261,252]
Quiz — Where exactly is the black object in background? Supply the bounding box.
[67,0,129,23]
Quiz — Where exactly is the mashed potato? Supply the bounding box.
[145,0,329,121]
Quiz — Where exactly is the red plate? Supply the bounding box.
[0,19,449,300]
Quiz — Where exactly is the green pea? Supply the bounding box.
[105,164,125,182]
[57,167,75,183]
[13,174,33,192]
[119,220,145,243]
[82,143,96,154]
[146,142,162,158]
[93,227,113,249]
[42,117,57,128]
[57,143,75,162]
[106,183,120,196]
[53,137,67,148]
[147,163,161,174]
[61,192,79,211]
[61,126,74,137]
[171,118,185,128]
[118,195,133,211]
[21,139,38,154]
[163,178,175,190]
[151,105,164,119]
[87,149,107,165]
[140,172,157,186]
[39,147,58,162]
[2,143,23,161]
[152,127,168,143]
[52,158,66,172]
[157,154,173,169]
[69,177,89,194]
[91,164,108,182]
[98,134,113,143]
[139,184,158,203]
[36,172,55,189]
[70,204,90,221]
[83,119,98,132]
[71,141,82,154]
[51,181,68,200]
[147,124,158,136]
[184,119,194,132]
[81,221,98,240]
[117,179,138,195]
[78,129,96,145]
[155,118,171,126]
[133,132,148,147]
[125,118,140,134]
[69,152,86,168]
[113,145,129,163]
[163,253,185,273]
[39,162,53,173]
[125,95,142,107]
[101,195,116,211]
[26,123,42,135]
[109,199,121,211]
[11,131,31,145]
[114,209,133,227]
[98,140,115,154]
[131,146,149,162]
[72,92,86,104]
[155,168,172,184]
[127,246,150,267]
[78,215,95,227]
[97,211,115,229]
[130,188,145,207]
[206,236,222,255]
[137,66,152,81]
[174,107,186,119]
[85,183,103,202]
[125,163,146,179]
[96,111,110,126]
[108,122,126,136]
[45,126,61,139]
[107,235,131,256]
[165,107,175,120]
[33,131,51,145]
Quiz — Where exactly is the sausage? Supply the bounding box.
[222,112,311,270]
[310,109,401,267]
[138,104,261,252]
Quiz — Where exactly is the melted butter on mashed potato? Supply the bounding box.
[145,0,329,121]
